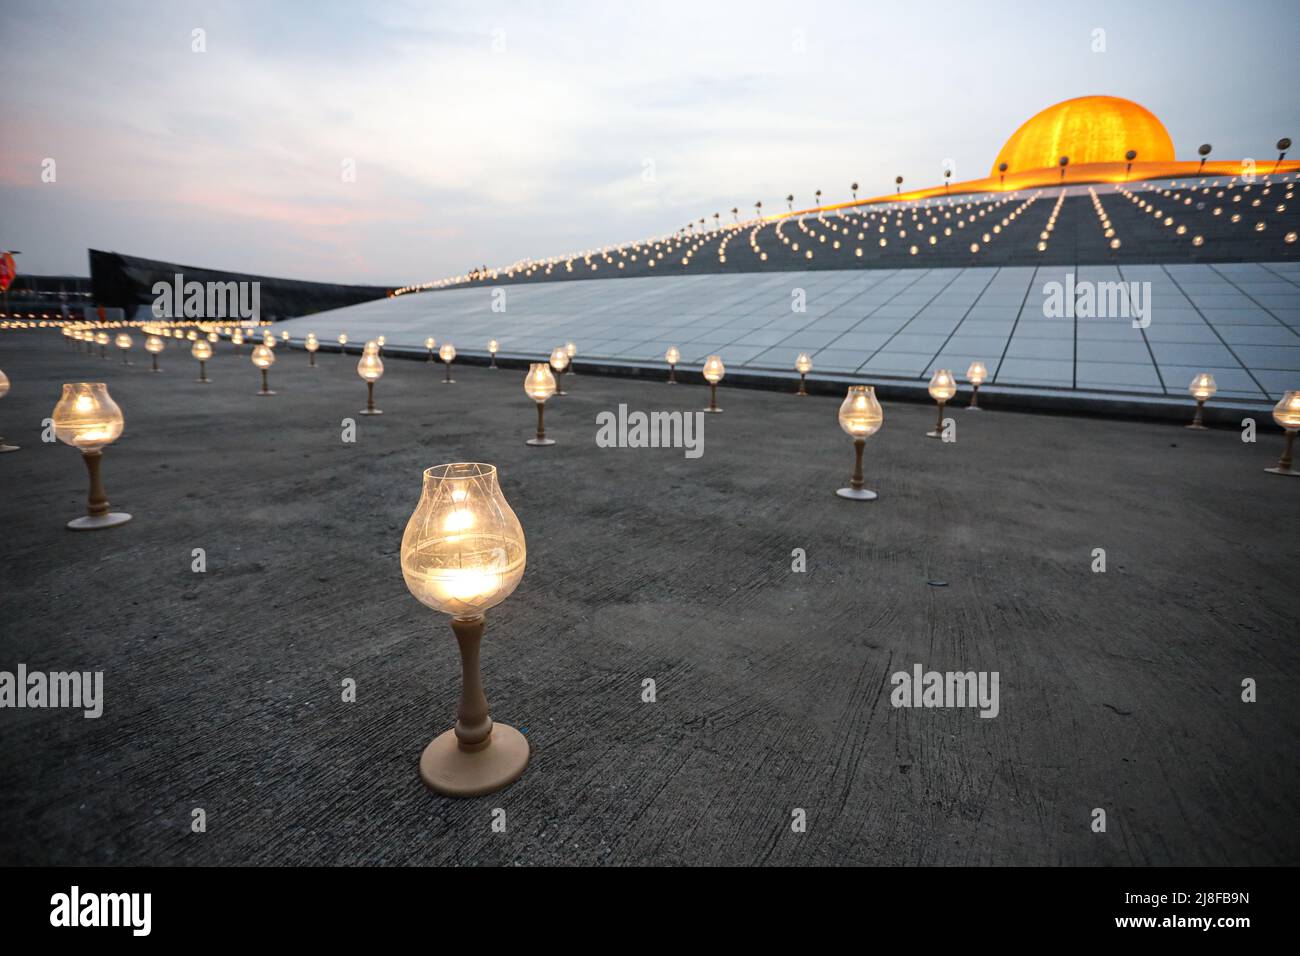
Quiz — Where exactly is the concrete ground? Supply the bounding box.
[0,333,1297,866]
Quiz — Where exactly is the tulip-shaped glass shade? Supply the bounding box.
[145,335,164,354]
[338,334,348,345]
[251,344,275,369]
[191,340,212,361]
[1273,391,1300,429]
[357,349,384,382]
[795,353,813,374]
[305,333,319,352]
[425,337,436,350]
[838,385,883,437]
[703,355,726,384]
[262,332,275,347]
[665,346,680,365]
[95,332,109,346]
[52,383,124,451]
[207,332,218,343]
[400,463,527,619]
[928,368,957,402]
[549,346,569,372]
[115,333,132,350]
[565,341,577,359]
[440,343,456,363]
[232,330,244,344]
[524,363,556,402]
[186,330,197,341]
[488,339,499,354]
[378,336,386,347]
[1189,373,1217,401]
[966,361,988,385]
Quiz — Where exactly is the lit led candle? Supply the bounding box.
[425,336,437,363]
[523,363,557,446]
[1265,390,1300,476]
[836,385,883,500]
[145,334,165,372]
[0,369,18,452]
[702,355,725,413]
[665,346,680,384]
[114,333,133,365]
[488,339,500,369]
[251,343,276,396]
[191,339,212,382]
[549,346,570,395]
[440,343,457,383]
[795,353,813,396]
[51,383,131,529]
[965,361,987,410]
[927,369,957,438]
[401,462,529,796]
[1187,373,1216,429]
[357,343,384,414]
[305,332,319,367]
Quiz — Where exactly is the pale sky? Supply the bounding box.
[1,0,1296,284]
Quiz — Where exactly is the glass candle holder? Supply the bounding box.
[549,346,570,395]
[702,355,725,412]
[927,369,957,437]
[795,353,813,395]
[400,462,529,796]
[145,334,165,372]
[357,347,384,415]
[305,332,319,366]
[1265,390,1300,476]
[965,361,988,410]
[425,336,437,362]
[836,385,883,500]
[51,383,132,530]
[524,363,557,446]
[1187,373,1217,429]
[0,368,18,452]
[252,344,276,395]
[440,343,457,383]
[115,333,133,365]
[191,339,212,382]
[665,346,680,384]
[488,339,499,368]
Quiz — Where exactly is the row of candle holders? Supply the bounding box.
[5,327,1300,801]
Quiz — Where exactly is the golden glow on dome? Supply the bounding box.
[992,95,1175,175]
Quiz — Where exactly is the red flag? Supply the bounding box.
[0,252,15,292]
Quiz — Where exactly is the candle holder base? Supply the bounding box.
[525,437,556,446]
[836,487,877,501]
[67,512,132,531]
[1264,465,1300,476]
[703,407,723,414]
[1185,423,1208,430]
[359,408,383,416]
[419,723,529,797]
[257,390,277,397]
[964,405,982,412]
[0,443,19,453]
[925,430,942,439]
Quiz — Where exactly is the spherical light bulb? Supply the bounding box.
[357,350,384,383]
[1273,391,1300,429]
[838,385,883,437]
[966,361,988,385]
[51,383,124,451]
[795,353,813,374]
[524,363,556,402]
[928,369,957,402]
[439,343,456,363]
[1189,373,1217,401]
[251,344,276,369]
[400,463,526,619]
[702,355,725,384]
[549,346,569,371]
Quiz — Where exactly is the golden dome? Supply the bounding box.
[992,95,1175,175]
